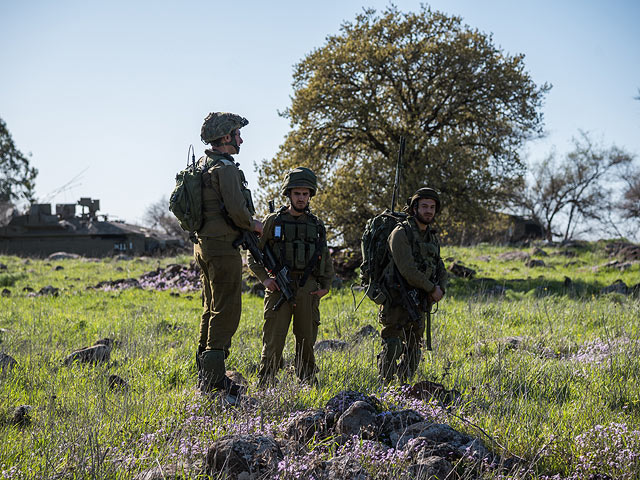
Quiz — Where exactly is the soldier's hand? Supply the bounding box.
[310,288,329,299]
[263,278,279,292]
[252,219,264,236]
[430,285,444,303]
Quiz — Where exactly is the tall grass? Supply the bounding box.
[0,244,639,479]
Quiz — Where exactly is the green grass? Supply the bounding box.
[0,243,639,479]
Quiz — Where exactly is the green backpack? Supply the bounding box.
[360,210,408,304]
[169,145,204,240]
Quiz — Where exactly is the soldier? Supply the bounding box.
[378,187,447,383]
[194,112,263,396]
[248,167,334,387]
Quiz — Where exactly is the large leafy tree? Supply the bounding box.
[256,5,549,247]
[0,117,38,204]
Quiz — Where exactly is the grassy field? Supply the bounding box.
[1,241,639,479]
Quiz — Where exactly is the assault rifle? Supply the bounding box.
[220,203,296,311]
[231,229,296,311]
[390,265,422,323]
[391,264,439,351]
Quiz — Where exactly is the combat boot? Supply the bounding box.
[200,349,245,397]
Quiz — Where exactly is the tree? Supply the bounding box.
[513,132,634,241]
[0,117,38,204]
[143,195,187,240]
[256,5,549,247]
[619,171,640,222]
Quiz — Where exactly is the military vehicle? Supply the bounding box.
[0,197,184,257]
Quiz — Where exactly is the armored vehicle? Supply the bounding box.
[0,198,184,257]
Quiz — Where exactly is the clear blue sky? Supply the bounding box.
[1,0,639,226]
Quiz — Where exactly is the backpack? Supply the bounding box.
[360,210,408,304]
[169,145,204,239]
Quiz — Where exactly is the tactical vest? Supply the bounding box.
[401,218,440,281]
[270,208,327,278]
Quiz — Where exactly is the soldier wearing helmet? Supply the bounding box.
[378,187,447,383]
[194,111,263,397]
[248,167,334,387]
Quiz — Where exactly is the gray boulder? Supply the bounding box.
[409,455,453,479]
[314,339,349,353]
[335,400,379,439]
[63,338,113,366]
[498,251,530,262]
[326,390,381,417]
[0,352,17,372]
[395,422,471,450]
[205,434,283,479]
[601,280,629,295]
[284,408,332,443]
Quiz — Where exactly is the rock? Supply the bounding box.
[601,280,629,295]
[564,276,573,288]
[47,252,80,260]
[326,390,382,417]
[378,409,425,446]
[225,370,248,388]
[63,338,113,366]
[315,339,349,353]
[335,400,379,439]
[1,353,18,372]
[0,263,7,270]
[531,247,548,257]
[319,454,371,479]
[352,325,378,342]
[497,251,530,262]
[22,286,34,292]
[37,285,60,296]
[395,422,472,450]
[108,374,128,391]
[1,288,10,297]
[12,405,32,426]
[114,254,133,261]
[592,260,636,272]
[54,265,64,271]
[475,255,492,262]
[408,455,453,479]
[284,408,332,443]
[448,262,476,279]
[205,434,283,478]
[525,259,545,268]
[406,437,463,461]
[405,381,461,407]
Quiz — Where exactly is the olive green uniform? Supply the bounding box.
[248,209,334,384]
[378,217,447,382]
[194,150,255,382]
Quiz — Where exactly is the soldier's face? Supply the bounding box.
[415,198,437,225]
[290,188,311,212]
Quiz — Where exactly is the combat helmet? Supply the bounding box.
[281,167,317,197]
[407,187,441,214]
[200,112,249,144]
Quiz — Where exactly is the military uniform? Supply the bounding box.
[248,208,334,384]
[194,112,256,395]
[378,216,447,382]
